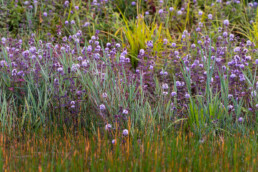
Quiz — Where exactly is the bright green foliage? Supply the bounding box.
[116,15,164,67]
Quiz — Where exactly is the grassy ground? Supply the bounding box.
[1,129,257,171]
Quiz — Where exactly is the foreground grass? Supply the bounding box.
[0,129,257,171]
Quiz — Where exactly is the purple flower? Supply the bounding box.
[17,71,24,76]
[251,91,256,97]
[83,22,90,27]
[230,73,236,79]
[163,92,168,95]
[64,1,69,7]
[229,34,234,39]
[1,37,6,44]
[131,1,136,6]
[147,41,153,48]
[171,92,177,97]
[57,67,63,73]
[12,69,17,76]
[246,40,252,46]
[94,53,101,60]
[239,64,245,69]
[125,58,130,63]
[234,47,240,52]
[76,56,82,61]
[53,78,59,85]
[228,105,234,110]
[191,44,196,49]
[102,92,108,98]
[162,83,169,89]
[116,43,121,48]
[139,49,145,55]
[223,32,228,37]
[43,12,47,17]
[238,117,243,122]
[185,93,190,99]
[62,36,68,42]
[160,70,168,75]
[159,9,164,14]
[70,101,75,108]
[177,10,182,15]
[255,59,258,65]
[0,60,7,67]
[198,11,203,16]
[169,7,174,11]
[223,19,229,26]
[100,104,106,110]
[105,124,112,130]
[174,51,179,56]
[122,129,129,136]
[208,14,213,20]
[122,109,129,114]
[24,1,29,5]
[239,75,245,82]
[120,55,125,63]
[72,62,80,71]
[249,3,254,7]
[226,1,231,5]
[163,39,168,45]
[176,81,182,87]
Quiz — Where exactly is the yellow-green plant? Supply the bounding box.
[115,14,164,67]
[237,10,258,48]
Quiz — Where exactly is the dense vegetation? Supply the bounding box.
[0,0,257,171]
